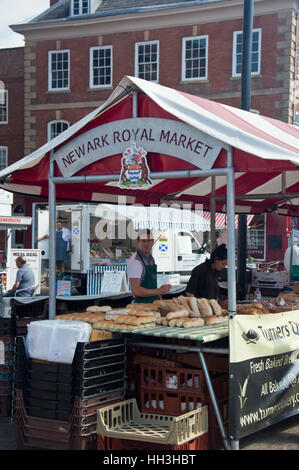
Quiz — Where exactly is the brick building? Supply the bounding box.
[1,0,299,248]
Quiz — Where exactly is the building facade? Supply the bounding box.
[1,0,299,248]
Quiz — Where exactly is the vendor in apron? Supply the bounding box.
[127,229,171,303]
[36,221,71,273]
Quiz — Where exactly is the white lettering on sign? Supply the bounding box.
[54,118,222,177]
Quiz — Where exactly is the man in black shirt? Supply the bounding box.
[186,244,227,299]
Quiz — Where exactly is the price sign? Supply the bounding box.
[101,270,127,294]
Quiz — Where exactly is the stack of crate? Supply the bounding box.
[0,318,16,417]
[122,348,229,451]
[13,334,126,450]
[10,298,49,336]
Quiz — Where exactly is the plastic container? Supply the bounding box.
[97,433,209,451]
[96,398,209,445]
[139,364,207,393]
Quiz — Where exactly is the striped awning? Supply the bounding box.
[97,204,210,232]
[196,211,255,229]
[0,76,298,215]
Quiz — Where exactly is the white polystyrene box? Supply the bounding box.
[26,320,92,364]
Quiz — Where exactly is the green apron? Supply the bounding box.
[134,254,159,304]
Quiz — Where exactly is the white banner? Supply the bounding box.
[7,249,41,294]
[229,311,299,439]
[54,118,222,177]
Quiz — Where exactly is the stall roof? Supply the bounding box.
[0,76,298,214]
[196,211,254,229]
[98,204,210,232]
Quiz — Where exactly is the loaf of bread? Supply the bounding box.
[86,305,112,312]
[242,307,261,315]
[173,296,193,314]
[127,309,160,317]
[187,297,202,317]
[169,318,182,327]
[197,298,213,317]
[115,314,157,325]
[126,303,160,311]
[209,299,223,316]
[182,318,205,328]
[166,309,189,320]
[204,315,228,324]
[93,320,118,329]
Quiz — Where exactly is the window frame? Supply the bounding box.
[48,50,70,91]
[89,45,113,89]
[0,90,8,124]
[0,146,8,171]
[47,120,70,141]
[134,40,159,83]
[70,0,90,16]
[232,28,262,78]
[181,35,209,82]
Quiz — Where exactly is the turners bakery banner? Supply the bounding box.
[229,311,299,439]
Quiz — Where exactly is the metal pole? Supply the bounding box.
[226,147,236,316]
[51,168,230,185]
[210,176,216,250]
[238,0,254,302]
[198,350,231,450]
[48,152,56,320]
[241,0,254,111]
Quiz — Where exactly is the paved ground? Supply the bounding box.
[0,413,298,451]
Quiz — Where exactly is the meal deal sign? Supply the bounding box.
[229,312,299,439]
[54,118,222,177]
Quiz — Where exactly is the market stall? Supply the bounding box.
[0,76,299,451]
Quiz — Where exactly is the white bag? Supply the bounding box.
[26,320,92,364]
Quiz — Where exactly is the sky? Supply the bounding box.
[0,0,50,48]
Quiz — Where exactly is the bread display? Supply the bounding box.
[204,315,228,324]
[209,299,223,316]
[166,310,189,320]
[197,298,213,317]
[187,297,202,317]
[86,305,112,312]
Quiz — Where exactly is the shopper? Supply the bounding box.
[4,256,35,297]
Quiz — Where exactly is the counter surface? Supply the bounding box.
[94,323,229,343]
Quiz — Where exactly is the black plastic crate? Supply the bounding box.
[0,319,16,336]
[23,405,72,422]
[74,379,125,399]
[27,378,73,394]
[30,360,73,376]
[24,395,74,413]
[27,369,73,385]
[24,386,73,403]
[73,361,125,380]
[10,298,49,320]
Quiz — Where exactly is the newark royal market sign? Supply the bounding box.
[229,311,299,439]
[54,118,222,178]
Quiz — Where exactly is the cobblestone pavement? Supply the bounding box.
[0,414,298,451]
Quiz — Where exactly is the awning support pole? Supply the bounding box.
[49,151,56,320]
[226,147,236,316]
[210,177,216,250]
[226,145,237,450]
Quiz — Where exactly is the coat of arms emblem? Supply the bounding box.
[118,141,152,189]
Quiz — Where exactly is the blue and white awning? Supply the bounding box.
[97,204,210,232]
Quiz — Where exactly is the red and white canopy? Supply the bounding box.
[0,76,298,214]
[196,212,255,229]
